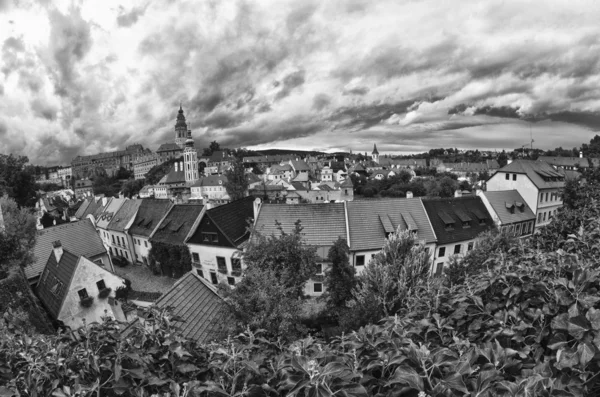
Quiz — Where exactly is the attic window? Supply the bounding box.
[137,218,146,226]
[438,211,455,230]
[379,215,395,237]
[402,213,419,232]
[472,209,487,225]
[505,202,515,214]
[516,201,525,212]
[454,209,471,228]
[159,220,171,230]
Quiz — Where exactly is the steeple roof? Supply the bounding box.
[372,144,379,155]
[175,105,187,130]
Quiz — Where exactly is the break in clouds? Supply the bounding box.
[1,0,600,164]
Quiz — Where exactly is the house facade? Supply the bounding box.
[186,197,255,286]
[106,199,143,265]
[486,160,565,229]
[36,242,126,329]
[346,198,437,274]
[421,196,494,275]
[128,199,174,267]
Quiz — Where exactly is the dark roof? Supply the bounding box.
[36,249,79,319]
[154,272,230,343]
[73,199,90,219]
[27,219,106,280]
[161,165,186,185]
[481,190,536,225]
[80,198,103,219]
[538,156,589,168]
[346,198,436,251]
[188,196,255,246]
[421,196,494,245]
[107,199,142,232]
[499,160,565,189]
[156,143,182,153]
[96,198,126,229]
[129,199,174,238]
[151,204,204,245]
[254,203,347,247]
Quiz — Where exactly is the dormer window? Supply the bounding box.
[438,211,455,230]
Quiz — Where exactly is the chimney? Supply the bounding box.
[102,197,108,207]
[454,189,462,198]
[52,240,63,262]
[406,191,413,199]
[507,159,513,165]
[253,197,262,220]
[580,151,583,158]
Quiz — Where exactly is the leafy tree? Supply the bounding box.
[121,179,145,198]
[0,196,37,272]
[202,140,221,156]
[342,229,430,330]
[115,166,133,180]
[437,176,459,197]
[323,237,355,310]
[224,157,248,201]
[0,154,36,207]
[39,212,56,229]
[497,150,508,167]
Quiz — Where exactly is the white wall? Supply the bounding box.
[187,243,243,286]
[350,242,436,276]
[487,172,539,212]
[131,234,152,265]
[431,240,477,275]
[58,257,126,329]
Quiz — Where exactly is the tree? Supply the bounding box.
[224,157,249,201]
[226,221,318,339]
[144,157,181,185]
[497,150,508,167]
[0,154,37,208]
[0,196,37,273]
[202,140,221,157]
[323,237,355,310]
[115,167,133,180]
[341,229,431,330]
[121,179,145,198]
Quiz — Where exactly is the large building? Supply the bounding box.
[71,145,148,179]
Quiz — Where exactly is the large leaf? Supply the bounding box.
[386,365,424,391]
[442,373,468,394]
[586,307,600,331]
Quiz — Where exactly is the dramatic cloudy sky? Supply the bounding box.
[1,0,600,165]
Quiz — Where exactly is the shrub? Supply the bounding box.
[79,296,93,308]
[97,287,111,299]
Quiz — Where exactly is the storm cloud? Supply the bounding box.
[2,0,600,165]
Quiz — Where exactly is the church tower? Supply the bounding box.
[184,130,199,184]
[372,143,380,164]
[174,105,190,148]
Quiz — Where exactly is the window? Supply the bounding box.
[121,237,126,246]
[505,173,509,180]
[356,255,365,266]
[462,221,470,228]
[209,271,218,285]
[512,174,516,181]
[196,269,204,278]
[202,232,218,243]
[231,258,242,275]
[438,247,446,257]
[93,258,104,266]
[111,235,115,243]
[96,279,106,291]
[227,277,236,286]
[467,242,474,251]
[543,212,546,222]
[313,283,323,293]
[144,241,148,248]
[192,253,200,263]
[77,288,89,299]
[124,251,128,259]
[454,244,461,255]
[316,263,323,275]
[538,213,542,223]
[217,256,227,273]
[545,193,549,202]
[516,223,522,234]
[540,194,543,203]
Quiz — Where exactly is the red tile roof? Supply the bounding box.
[151,204,204,245]
[107,199,142,232]
[129,199,174,238]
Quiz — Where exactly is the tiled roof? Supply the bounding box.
[254,203,347,247]
[162,166,186,185]
[270,164,293,174]
[107,199,142,232]
[156,143,182,153]
[421,196,494,245]
[199,175,228,187]
[96,198,126,230]
[151,204,204,245]
[73,199,90,219]
[79,198,101,219]
[499,160,565,189]
[129,199,174,238]
[92,198,111,220]
[290,160,310,171]
[154,272,230,344]
[36,249,79,319]
[27,219,107,280]
[346,198,436,251]
[538,156,589,168]
[481,190,536,225]
[188,196,255,246]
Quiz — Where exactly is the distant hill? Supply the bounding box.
[254,149,327,157]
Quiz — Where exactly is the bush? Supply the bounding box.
[97,287,111,299]
[79,296,93,308]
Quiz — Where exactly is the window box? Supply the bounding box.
[80,296,94,308]
[312,274,325,282]
[98,287,112,299]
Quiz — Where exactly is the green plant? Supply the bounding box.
[98,287,112,299]
[80,296,94,308]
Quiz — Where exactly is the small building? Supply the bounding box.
[154,271,231,343]
[538,155,589,171]
[477,190,536,237]
[128,199,174,267]
[421,196,494,276]
[186,196,255,286]
[156,143,183,163]
[190,175,230,203]
[26,219,112,285]
[346,198,437,273]
[73,179,94,198]
[36,242,126,329]
[95,198,127,260]
[106,199,143,265]
[253,203,348,296]
[486,160,565,229]
[149,204,205,278]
